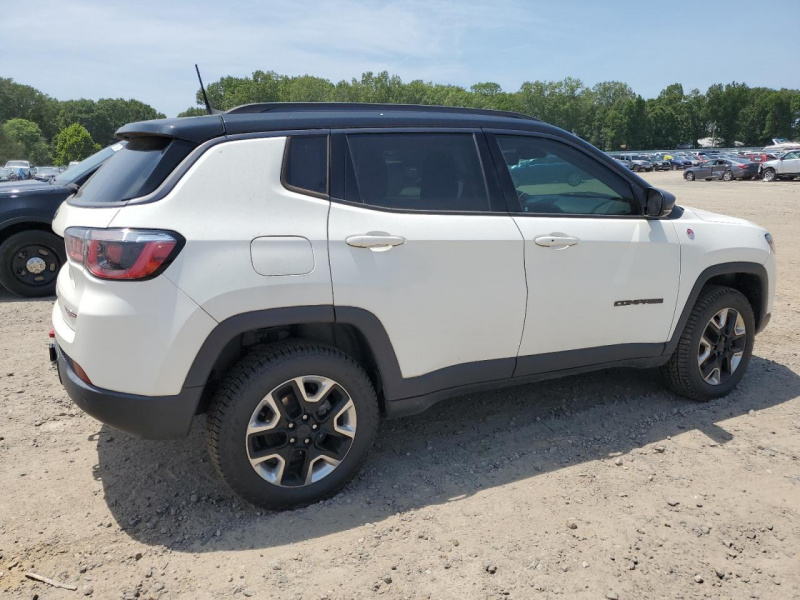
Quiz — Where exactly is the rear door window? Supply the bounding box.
[344,133,491,212]
[72,137,196,204]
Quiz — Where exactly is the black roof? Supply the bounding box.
[115,102,563,145]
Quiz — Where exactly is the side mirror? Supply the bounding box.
[645,187,675,218]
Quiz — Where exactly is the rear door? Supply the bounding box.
[327,130,527,394]
[487,132,681,375]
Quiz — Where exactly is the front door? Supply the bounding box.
[488,132,681,376]
[327,131,527,397]
[778,151,800,175]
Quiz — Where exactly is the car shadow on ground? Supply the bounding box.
[94,355,800,552]
[0,286,54,304]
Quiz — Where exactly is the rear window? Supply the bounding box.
[72,137,196,204]
[282,135,328,197]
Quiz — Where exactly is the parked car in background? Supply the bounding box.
[669,156,692,170]
[759,150,800,182]
[613,157,632,169]
[684,158,757,181]
[743,152,778,164]
[4,160,34,180]
[0,142,126,297]
[648,155,671,171]
[618,154,652,172]
[508,154,590,187]
[34,167,61,182]
[0,168,10,182]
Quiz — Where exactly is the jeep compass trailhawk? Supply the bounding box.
[51,103,776,509]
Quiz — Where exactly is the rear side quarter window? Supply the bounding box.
[71,137,196,204]
[282,135,329,198]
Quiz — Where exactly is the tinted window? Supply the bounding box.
[345,133,490,212]
[73,137,195,203]
[496,135,637,216]
[283,135,328,196]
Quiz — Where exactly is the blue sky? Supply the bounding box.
[2,0,798,117]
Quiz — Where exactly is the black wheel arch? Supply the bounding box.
[665,262,768,356]
[0,219,60,246]
[184,306,398,416]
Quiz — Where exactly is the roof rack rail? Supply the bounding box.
[225,102,538,121]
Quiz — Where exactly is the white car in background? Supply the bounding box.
[759,149,800,181]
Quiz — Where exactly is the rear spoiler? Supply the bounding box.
[115,115,226,144]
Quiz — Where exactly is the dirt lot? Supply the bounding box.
[1,171,798,600]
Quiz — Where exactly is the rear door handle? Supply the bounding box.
[346,233,406,251]
[534,235,579,249]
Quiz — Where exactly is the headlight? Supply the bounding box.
[765,233,776,255]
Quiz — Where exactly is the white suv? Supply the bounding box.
[51,103,776,509]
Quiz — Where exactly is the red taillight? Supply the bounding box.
[738,164,748,169]
[65,230,86,262]
[64,227,182,281]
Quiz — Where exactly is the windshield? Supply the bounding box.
[53,142,126,185]
[632,155,647,160]
[6,161,28,168]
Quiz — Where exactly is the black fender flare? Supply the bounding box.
[664,261,769,356]
[181,305,414,402]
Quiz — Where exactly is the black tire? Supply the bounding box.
[722,170,733,182]
[685,171,695,181]
[206,340,379,509]
[661,286,755,401]
[0,230,65,297]
[671,164,677,170]
[762,168,776,182]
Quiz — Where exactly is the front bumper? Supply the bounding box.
[52,341,202,439]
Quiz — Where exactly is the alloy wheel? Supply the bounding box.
[697,308,747,385]
[245,376,357,487]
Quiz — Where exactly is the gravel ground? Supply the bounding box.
[1,171,798,600]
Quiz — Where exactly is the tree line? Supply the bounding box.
[0,77,164,165]
[181,71,800,150]
[2,72,798,166]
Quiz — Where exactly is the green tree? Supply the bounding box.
[2,118,51,164]
[53,124,100,165]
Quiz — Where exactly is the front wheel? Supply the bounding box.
[685,171,695,181]
[661,286,754,401]
[206,341,379,509]
[0,230,65,297]
[762,168,776,182]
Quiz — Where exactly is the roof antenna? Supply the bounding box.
[195,64,218,114]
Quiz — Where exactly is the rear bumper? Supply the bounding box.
[54,341,202,439]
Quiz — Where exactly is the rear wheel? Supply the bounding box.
[661,286,754,401]
[685,171,695,181]
[762,168,776,182]
[206,340,379,509]
[722,170,733,182]
[0,230,64,297]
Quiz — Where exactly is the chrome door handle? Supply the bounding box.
[534,235,579,248]
[346,233,406,251]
